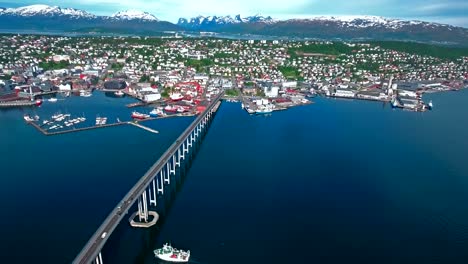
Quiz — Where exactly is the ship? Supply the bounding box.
[154,243,190,263]
[23,114,34,122]
[255,104,274,114]
[164,105,179,113]
[80,90,92,97]
[114,90,125,97]
[131,111,150,119]
[35,100,42,106]
[48,97,58,103]
[170,93,184,101]
[149,108,164,117]
[428,100,433,110]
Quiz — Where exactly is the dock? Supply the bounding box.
[128,122,159,134]
[28,121,126,136]
[126,102,147,108]
[0,100,38,107]
[27,112,199,136]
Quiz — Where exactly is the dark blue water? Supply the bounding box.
[1,90,468,263]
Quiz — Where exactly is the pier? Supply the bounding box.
[27,112,198,136]
[72,91,224,264]
[128,122,159,134]
[0,100,38,107]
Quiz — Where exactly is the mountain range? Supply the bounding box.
[0,5,178,34]
[0,5,467,46]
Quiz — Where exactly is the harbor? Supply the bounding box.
[26,112,196,136]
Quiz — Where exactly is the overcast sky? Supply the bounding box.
[1,0,467,27]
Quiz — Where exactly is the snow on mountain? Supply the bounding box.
[178,14,445,30]
[179,14,274,27]
[0,4,95,18]
[110,10,158,21]
[288,15,432,29]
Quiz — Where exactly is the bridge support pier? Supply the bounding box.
[170,155,176,175]
[164,163,171,184]
[157,171,164,194]
[129,191,159,228]
[177,149,182,165]
[149,179,157,206]
[94,252,103,264]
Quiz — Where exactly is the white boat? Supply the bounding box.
[428,100,433,110]
[255,104,274,114]
[80,90,92,97]
[114,90,125,97]
[95,117,108,125]
[48,97,58,103]
[170,93,184,101]
[23,114,34,122]
[154,243,190,263]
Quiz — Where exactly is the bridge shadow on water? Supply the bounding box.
[101,124,211,264]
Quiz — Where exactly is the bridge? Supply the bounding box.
[73,91,224,264]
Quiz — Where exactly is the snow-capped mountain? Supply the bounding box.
[110,10,159,21]
[177,14,468,45]
[0,4,179,34]
[178,14,274,29]
[0,4,95,18]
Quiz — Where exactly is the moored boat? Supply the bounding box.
[23,114,34,122]
[170,93,184,101]
[255,104,274,114]
[149,109,159,117]
[154,243,190,263]
[164,105,179,113]
[114,90,125,97]
[131,111,150,119]
[428,100,433,110]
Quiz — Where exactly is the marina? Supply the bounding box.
[26,113,195,136]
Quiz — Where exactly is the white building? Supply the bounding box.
[282,81,297,88]
[52,55,70,62]
[143,93,161,102]
[264,86,279,98]
[58,83,71,91]
[334,89,355,98]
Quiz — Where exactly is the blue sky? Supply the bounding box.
[1,0,467,27]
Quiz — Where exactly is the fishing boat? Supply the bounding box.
[154,243,190,263]
[131,111,150,120]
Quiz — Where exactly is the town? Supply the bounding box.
[0,34,467,120]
